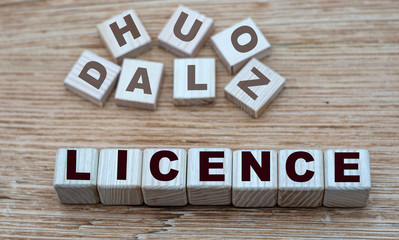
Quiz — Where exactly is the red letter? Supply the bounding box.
[286,151,314,182]
[241,151,270,181]
[66,150,90,180]
[335,152,360,182]
[200,151,225,181]
[117,150,127,180]
[78,61,107,89]
[110,14,141,47]
[173,11,203,42]
[150,150,179,181]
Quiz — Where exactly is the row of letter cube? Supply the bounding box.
[54,148,371,207]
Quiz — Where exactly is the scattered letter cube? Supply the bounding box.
[323,149,371,207]
[158,5,214,57]
[64,50,121,107]
[97,9,151,64]
[224,58,285,118]
[53,148,99,204]
[97,149,143,205]
[173,58,216,105]
[211,18,270,74]
[115,59,164,110]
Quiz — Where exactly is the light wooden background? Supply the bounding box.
[1,0,398,239]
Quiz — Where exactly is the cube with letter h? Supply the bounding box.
[53,148,99,204]
[98,9,151,64]
[225,58,285,118]
[64,50,121,107]
[323,149,371,207]
[158,5,214,57]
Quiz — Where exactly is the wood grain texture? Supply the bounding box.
[232,150,277,207]
[141,148,187,206]
[225,58,285,118]
[173,58,216,105]
[278,149,324,207]
[53,148,99,204]
[211,18,271,74]
[1,0,399,238]
[323,149,371,207]
[187,148,232,205]
[64,50,121,107]
[115,59,164,110]
[97,9,151,64]
[158,5,214,57]
[97,148,143,205]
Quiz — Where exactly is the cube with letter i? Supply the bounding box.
[115,59,164,110]
[53,148,99,204]
[232,150,277,207]
[323,149,371,207]
[64,50,121,107]
[174,58,216,106]
[187,148,232,205]
[224,58,285,118]
[97,9,151,64]
[278,150,324,207]
[211,18,270,74]
[97,149,143,205]
[141,149,187,206]
[158,5,214,57]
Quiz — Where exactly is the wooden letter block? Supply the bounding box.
[323,149,371,207]
[97,149,143,205]
[173,58,216,105]
[158,5,214,57]
[141,148,187,206]
[53,148,99,204]
[97,9,151,64]
[232,150,277,207]
[224,58,285,118]
[115,59,164,110]
[187,148,232,205]
[278,150,324,207]
[211,18,270,74]
[64,50,121,107]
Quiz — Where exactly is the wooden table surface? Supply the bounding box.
[1,0,398,239]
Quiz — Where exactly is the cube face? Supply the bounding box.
[141,148,187,206]
[158,5,214,57]
[53,148,99,204]
[224,58,285,118]
[232,150,277,207]
[211,18,270,74]
[97,9,151,64]
[323,149,371,207]
[187,148,232,205]
[115,59,164,110]
[64,50,121,107]
[173,58,216,105]
[278,149,324,207]
[97,149,143,205]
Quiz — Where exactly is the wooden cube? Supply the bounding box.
[64,50,121,107]
[97,149,143,205]
[211,18,270,74]
[173,58,216,105]
[53,148,99,204]
[224,58,285,118]
[323,149,371,207]
[141,148,187,206]
[187,148,232,205]
[97,9,151,64]
[158,5,214,57]
[232,150,277,207]
[115,59,164,110]
[278,149,324,207]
